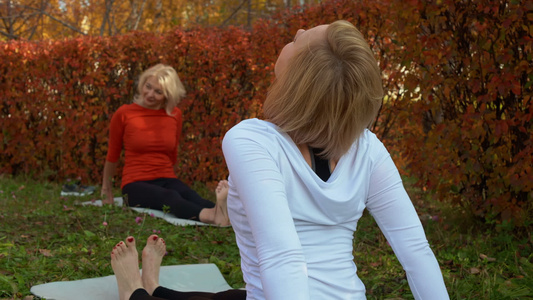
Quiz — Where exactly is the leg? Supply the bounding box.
[141,235,166,295]
[122,180,209,220]
[130,288,167,300]
[212,289,247,300]
[141,234,246,300]
[161,178,215,209]
[151,285,246,299]
[110,237,144,300]
[123,179,230,226]
[141,234,224,300]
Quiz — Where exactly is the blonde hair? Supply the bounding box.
[263,20,383,160]
[134,64,186,115]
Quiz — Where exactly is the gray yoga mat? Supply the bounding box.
[31,264,233,300]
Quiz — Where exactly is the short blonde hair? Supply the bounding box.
[134,64,186,115]
[263,20,383,160]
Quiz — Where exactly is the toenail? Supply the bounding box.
[127,237,134,242]
[153,236,158,240]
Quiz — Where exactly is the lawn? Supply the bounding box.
[0,174,531,299]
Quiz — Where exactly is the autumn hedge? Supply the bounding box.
[1,0,531,225]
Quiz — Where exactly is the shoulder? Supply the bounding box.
[113,103,139,115]
[353,129,391,164]
[171,107,182,119]
[224,119,282,143]
[110,104,134,122]
[223,119,295,161]
[359,129,383,148]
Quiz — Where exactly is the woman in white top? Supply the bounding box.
[109,20,448,300]
[222,20,450,299]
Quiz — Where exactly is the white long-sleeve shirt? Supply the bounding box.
[222,118,449,300]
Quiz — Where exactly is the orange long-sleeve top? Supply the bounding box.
[106,103,182,189]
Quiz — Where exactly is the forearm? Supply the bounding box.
[102,161,118,190]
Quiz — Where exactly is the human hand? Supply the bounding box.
[101,184,114,205]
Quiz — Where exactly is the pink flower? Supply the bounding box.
[150,213,155,217]
[135,216,143,224]
[102,221,108,226]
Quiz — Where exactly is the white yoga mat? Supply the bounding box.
[31,264,233,300]
[81,197,213,226]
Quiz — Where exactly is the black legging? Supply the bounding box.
[122,178,215,221]
[131,287,247,300]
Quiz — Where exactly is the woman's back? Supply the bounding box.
[223,20,448,300]
[224,119,390,299]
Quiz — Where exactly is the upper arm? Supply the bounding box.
[173,109,183,165]
[366,149,449,299]
[106,109,125,162]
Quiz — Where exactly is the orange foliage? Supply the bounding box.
[0,0,531,225]
[386,0,533,225]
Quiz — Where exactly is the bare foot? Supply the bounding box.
[214,180,231,226]
[141,235,166,295]
[111,237,143,300]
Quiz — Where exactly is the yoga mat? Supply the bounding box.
[31,264,234,300]
[81,197,212,226]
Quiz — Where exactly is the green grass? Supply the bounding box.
[0,174,532,299]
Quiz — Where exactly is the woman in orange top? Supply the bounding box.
[101,64,230,226]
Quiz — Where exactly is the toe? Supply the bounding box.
[113,241,125,257]
[147,234,159,245]
[126,236,136,247]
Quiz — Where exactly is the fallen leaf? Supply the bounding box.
[470,267,481,274]
[480,253,496,262]
[444,259,454,265]
[505,280,512,286]
[39,249,53,257]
